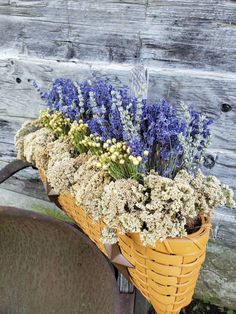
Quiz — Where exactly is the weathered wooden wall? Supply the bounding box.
[0,0,235,309]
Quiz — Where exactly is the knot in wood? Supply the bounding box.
[203,154,216,169]
[221,103,232,112]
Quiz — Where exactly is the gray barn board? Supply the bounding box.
[0,0,235,310]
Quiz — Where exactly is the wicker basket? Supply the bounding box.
[119,225,210,313]
[39,169,211,314]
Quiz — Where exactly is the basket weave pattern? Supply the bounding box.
[58,192,107,255]
[39,170,210,314]
[40,168,107,255]
[119,227,209,313]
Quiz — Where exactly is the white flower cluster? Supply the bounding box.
[47,155,76,193]
[72,155,111,221]
[22,127,55,164]
[16,122,236,246]
[100,179,146,242]
[14,119,43,160]
[175,170,236,213]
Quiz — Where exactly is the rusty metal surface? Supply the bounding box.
[0,159,32,184]
[0,206,121,314]
[0,162,148,313]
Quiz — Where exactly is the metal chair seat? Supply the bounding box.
[0,206,120,314]
[0,160,148,314]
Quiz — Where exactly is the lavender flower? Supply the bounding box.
[178,103,213,174]
[34,76,213,179]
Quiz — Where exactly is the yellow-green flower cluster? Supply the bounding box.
[68,120,103,155]
[68,120,90,153]
[96,139,144,180]
[40,110,70,137]
[39,110,148,180]
[79,134,102,155]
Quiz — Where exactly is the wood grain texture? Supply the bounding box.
[143,0,236,72]
[0,0,235,71]
[0,58,236,149]
[0,160,50,201]
[196,240,236,310]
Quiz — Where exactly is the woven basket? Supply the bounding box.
[39,169,211,314]
[119,225,210,314]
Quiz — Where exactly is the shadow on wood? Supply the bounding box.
[0,206,120,314]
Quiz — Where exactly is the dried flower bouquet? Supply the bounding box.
[16,76,235,245]
[15,75,235,314]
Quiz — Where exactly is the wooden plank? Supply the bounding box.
[0,1,145,63]
[143,0,236,72]
[0,160,49,201]
[196,240,236,309]
[0,142,17,163]
[0,58,130,119]
[0,57,235,151]
[0,0,235,71]
[212,207,236,249]
[148,68,236,152]
[0,187,69,220]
